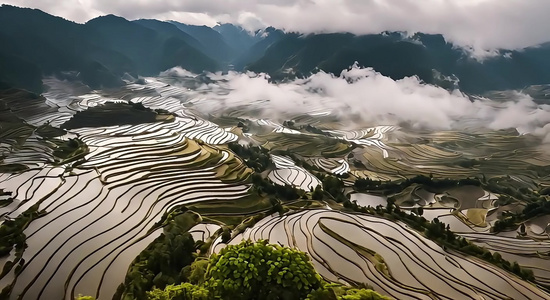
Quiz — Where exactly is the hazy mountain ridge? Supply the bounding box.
[249,32,550,93]
[213,23,265,53]
[2,4,550,94]
[0,5,221,93]
[0,5,127,92]
[169,21,237,64]
[231,27,286,70]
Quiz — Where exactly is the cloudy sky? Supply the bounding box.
[3,0,550,51]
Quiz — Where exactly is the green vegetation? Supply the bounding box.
[353,174,550,232]
[251,173,301,202]
[0,189,13,207]
[486,176,550,231]
[0,5,221,92]
[353,175,480,196]
[205,240,322,299]
[117,146,310,299]
[0,204,42,257]
[220,146,536,284]
[61,102,174,130]
[344,184,536,282]
[188,195,273,226]
[321,175,347,202]
[0,204,45,298]
[493,200,550,232]
[147,283,208,300]
[144,240,387,300]
[116,209,202,300]
[303,124,331,136]
[51,138,89,166]
[35,124,66,138]
[308,284,391,300]
[228,142,272,173]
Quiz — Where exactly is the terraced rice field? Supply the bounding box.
[0,125,252,299]
[215,209,550,299]
[2,76,550,299]
[311,158,350,175]
[0,83,253,299]
[461,232,550,287]
[268,155,321,191]
[251,132,352,157]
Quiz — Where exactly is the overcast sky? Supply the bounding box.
[3,0,550,51]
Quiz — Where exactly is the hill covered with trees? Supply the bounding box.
[3,5,550,95]
[77,240,389,300]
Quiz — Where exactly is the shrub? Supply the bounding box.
[146,283,208,300]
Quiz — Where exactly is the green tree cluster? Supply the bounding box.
[322,176,346,202]
[205,240,322,299]
[251,174,300,201]
[311,185,324,200]
[115,210,201,300]
[146,283,209,300]
[307,283,390,300]
[354,175,480,195]
[228,143,272,173]
[146,240,388,300]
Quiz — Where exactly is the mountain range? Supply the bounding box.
[2,4,550,95]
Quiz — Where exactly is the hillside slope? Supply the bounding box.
[247,32,550,93]
[0,5,218,93]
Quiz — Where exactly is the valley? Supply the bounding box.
[1,71,549,299]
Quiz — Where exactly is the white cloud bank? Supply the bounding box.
[161,65,550,142]
[3,0,550,52]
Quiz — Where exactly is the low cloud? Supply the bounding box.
[161,64,550,142]
[534,124,550,144]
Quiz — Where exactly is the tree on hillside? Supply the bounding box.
[205,240,322,299]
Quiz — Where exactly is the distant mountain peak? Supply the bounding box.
[86,14,129,25]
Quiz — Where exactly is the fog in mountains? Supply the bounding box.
[4,0,550,53]
[2,5,550,96]
[161,65,550,143]
[2,4,550,143]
